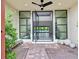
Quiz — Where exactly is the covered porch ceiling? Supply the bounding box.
[7,0,77,11]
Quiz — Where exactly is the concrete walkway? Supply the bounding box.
[14,43,78,59]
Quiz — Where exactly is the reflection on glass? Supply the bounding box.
[60,33,67,39]
[19,11,31,39]
[56,32,66,39]
[20,19,26,25]
[55,11,67,17]
[20,26,26,32]
[57,25,66,32]
[34,26,49,32]
[20,33,30,39]
[56,18,67,24]
[55,10,67,39]
[20,12,31,18]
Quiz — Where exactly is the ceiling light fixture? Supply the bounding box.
[25,4,28,6]
[58,2,61,6]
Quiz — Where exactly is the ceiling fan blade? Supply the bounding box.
[43,1,53,7]
[41,0,44,3]
[32,2,41,6]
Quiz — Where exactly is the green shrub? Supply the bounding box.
[6,52,16,59]
[5,15,17,59]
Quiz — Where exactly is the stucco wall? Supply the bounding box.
[6,4,19,39]
[7,3,78,44]
[12,13,19,39]
[68,3,78,45]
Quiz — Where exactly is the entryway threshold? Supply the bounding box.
[32,42,55,44]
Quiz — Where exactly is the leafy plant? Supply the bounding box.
[6,52,16,59]
[5,14,17,59]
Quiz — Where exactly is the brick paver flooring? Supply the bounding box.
[15,43,78,59]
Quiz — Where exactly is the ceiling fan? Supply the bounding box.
[32,0,53,10]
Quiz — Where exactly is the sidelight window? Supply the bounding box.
[55,10,67,39]
[19,11,31,39]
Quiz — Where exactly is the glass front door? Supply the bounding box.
[32,11,53,42]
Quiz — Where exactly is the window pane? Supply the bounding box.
[20,19,26,25]
[56,32,67,39]
[20,33,30,39]
[27,19,30,25]
[56,18,67,24]
[20,33,26,39]
[20,26,26,32]
[55,10,67,39]
[19,11,31,39]
[57,25,66,32]
[28,26,31,31]
[55,11,67,17]
[60,33,67,39]
[20,12,31,18]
